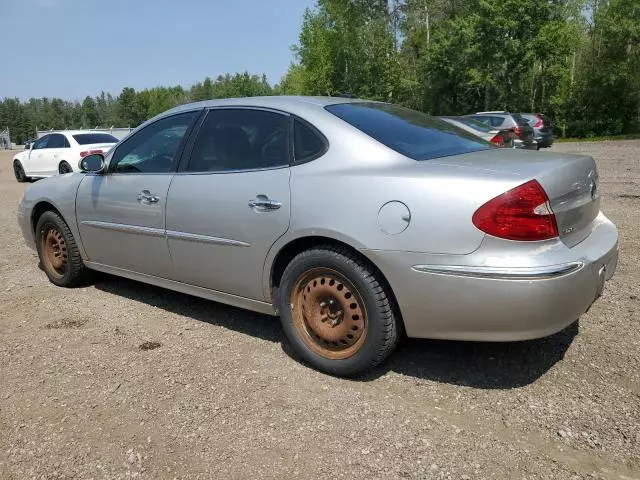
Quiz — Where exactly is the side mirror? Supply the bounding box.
[79,153,105,173]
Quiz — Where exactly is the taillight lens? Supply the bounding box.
[80,149,103,158]
[472,180,559,241]
[533,115,543,128]
[513,125,523,137]
[489,134,504,147]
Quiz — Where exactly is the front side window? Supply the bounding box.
[327,103,491,161]
[109,111,199,174]
[294,119,326,163]
[187,109,289,172]
[33,135,50,150]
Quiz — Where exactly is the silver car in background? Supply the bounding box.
[17,97,618,376]
[440,116,515,148]
[467,111,537,150]
[521,113,555,148]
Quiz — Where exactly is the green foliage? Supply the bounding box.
[2,2,638,143]
[283,0,639,137]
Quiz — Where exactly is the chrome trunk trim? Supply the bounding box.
[412,262,583,280]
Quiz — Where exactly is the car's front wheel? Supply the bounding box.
[13,161,28,183]
[35,211,90,287]
[278,246,401,376]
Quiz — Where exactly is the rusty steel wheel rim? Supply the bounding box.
[41,226,68,278]
[291,268,367,360]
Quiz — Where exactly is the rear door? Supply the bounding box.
[76,110,201,278]
[165,108,291,301]
[46,134,68,174]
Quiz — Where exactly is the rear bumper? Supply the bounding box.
[364,213,618,341]
[514,139,538,150]
[534,133,555,148]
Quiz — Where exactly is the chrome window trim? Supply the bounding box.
[411,262,584,280]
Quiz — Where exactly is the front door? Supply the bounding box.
[28,134,51,177]
[76,110,201,278]
[165,108,291,301]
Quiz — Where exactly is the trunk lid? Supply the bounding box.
[78,143,117,155]
[431,149,600,247]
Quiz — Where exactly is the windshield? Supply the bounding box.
[326,103,491,161]
[72,133,119,145]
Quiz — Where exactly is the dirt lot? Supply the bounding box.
[0,142,638,480]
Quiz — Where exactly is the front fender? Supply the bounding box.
[19,173,88,259]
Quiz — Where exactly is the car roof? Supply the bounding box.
[164,95,369,117]
[475,111,509,114]
[39,130,118,136]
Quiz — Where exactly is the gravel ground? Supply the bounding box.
[0,141,638,480]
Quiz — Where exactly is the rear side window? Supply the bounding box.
[187,109,290,172]
[48,134,66,148]
[294,119,326,163]
[326,103,490,161]
[73,133,119,145]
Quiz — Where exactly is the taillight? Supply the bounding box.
[513,125,523,137]
[489,134,504,147]
[472,180,558,241]
[533,115,543,128]
[80,149,103,158]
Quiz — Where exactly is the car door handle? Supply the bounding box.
[248,195,281,211]
[137,190,160,205]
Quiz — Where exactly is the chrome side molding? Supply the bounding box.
[165,230,250,247]
[412,262,584,280]
[81,221,250,247]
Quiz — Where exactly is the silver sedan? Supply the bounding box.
[17,97,619,376]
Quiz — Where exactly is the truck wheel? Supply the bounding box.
[278,245,401,377]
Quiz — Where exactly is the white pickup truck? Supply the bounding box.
[13,131,118,182]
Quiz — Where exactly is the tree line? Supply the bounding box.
[281,0,639,137]
[1,0,638,144]
[0,73,273,144]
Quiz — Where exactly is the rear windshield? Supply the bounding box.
[326,103,491,160]
[448,116,494,133]
[72,133,119,145]
[511,113,530,127]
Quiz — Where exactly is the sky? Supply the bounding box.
[0,0,316,101]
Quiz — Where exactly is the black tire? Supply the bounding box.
[35,211,91,287]
[13,161,28,183]
[58,161,73,174]
[278,245,401,377]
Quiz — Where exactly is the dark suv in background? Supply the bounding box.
[466,111,537,150]
[521,113,555,148]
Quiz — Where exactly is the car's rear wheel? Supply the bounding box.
[13,161,28,183]
[58,161,72,174]
[278,246,401,376]
[35,211,90,287]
